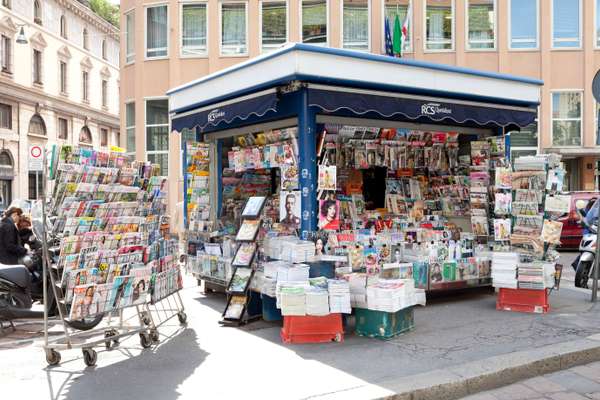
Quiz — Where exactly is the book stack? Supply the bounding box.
[276,264,310,282]
[517,263,545,290]
[491,252,519,289]
[305,289,330,316]
[348,273,368,308]
[327,279,351,314]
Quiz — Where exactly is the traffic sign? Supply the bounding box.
[28,145,43,171]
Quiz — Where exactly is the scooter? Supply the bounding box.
[574,209,597,289]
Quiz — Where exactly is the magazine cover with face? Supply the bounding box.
[318,199,340,231]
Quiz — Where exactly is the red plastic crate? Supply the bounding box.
[281,314,344,344]
[496,288,549,314]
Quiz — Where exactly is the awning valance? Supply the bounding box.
[171,91,279,132]
[307,87,538,128]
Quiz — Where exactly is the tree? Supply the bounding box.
[89,0,120,28]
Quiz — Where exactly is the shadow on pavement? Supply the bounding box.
[48,327,207,400]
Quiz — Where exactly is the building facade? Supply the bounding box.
[0,0,119,208]
[121,0,600,200]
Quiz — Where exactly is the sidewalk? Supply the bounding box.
[462,361,600,400]
[1,274,600,400]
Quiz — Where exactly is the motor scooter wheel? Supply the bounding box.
[575,261,592,288]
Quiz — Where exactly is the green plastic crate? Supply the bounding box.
[354,307,414,339]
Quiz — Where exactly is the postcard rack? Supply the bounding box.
[41,145,186,367]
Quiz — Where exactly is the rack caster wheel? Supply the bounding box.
[46,349,61,366]
[334,333,343,343]
[104,329,119,350]
[177,312,187,324]
[150,329,159,343]
[140,332,152,349]
[82,348,97,367]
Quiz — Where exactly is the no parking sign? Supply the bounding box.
[28,145,43,171]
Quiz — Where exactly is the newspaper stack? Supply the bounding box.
[277,264,310,282]
[366,279,424,313]
[263,260,290,279]
[262,277,277,297]
[306,288,330,316]
[348,273,368,308]
[263,236,298,259]
[327,279,351,314]
[513,156,547,171]
[491,252,519,289]
[264,236,315,263]
[278,282,308,316]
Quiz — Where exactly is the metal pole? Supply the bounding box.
[41,152,48,346]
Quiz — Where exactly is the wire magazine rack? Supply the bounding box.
[40,147,187,367]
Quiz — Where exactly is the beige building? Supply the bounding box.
[0,0,119,207]
[121,0,600,196]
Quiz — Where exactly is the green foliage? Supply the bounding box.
[89,0,120,28]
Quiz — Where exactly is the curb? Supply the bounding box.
[380,334,600,400]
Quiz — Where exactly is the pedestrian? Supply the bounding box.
[0,207,28,265]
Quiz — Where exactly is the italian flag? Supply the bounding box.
[400,6,411,57]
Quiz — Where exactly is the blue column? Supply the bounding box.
[182,139,188,229]
[216,139,223,217]
[297,88,317,239]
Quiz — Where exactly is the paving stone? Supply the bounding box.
[586,393,600,400]
[571,365,600,384]
[546,371,600,394]
[460,392,499,400]
[491,383,541,400]
[548,392,590,400]
[523,377,566,394]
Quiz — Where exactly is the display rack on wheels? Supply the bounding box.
[168,44,543,340]
[41,145,186,367]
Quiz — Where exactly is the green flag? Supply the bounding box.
[392,14,402,57]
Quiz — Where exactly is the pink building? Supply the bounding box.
[120,0,600,197]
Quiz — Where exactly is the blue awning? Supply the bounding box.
[171,92,279,132]
[307,88,537,128]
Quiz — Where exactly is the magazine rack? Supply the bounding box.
[41,146,186,367]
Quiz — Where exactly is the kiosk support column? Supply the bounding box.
[298,88,317,239]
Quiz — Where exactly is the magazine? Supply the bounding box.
[236,219,261,241]
[544,195,571,214]
[227,267,253,293]
[546,169,565,192]
[241,196,267,218]
[347,245,364,271]
[471,215,489,237]
[223,295,247,320]
[513,214,544,236]
[541,220,563,244]
[494,192,512,215]
[232,243,257,267]
[318,165,337,191]
[494,218,511,241]
[280,164,299,190]
[495,167,512,189]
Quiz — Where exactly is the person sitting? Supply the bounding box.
[0,207,28,265]
[17,215,39,251]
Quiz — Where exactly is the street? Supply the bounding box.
[1,250,600,400]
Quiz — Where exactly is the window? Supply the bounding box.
[60,15,67,38]
[83,28,89,50]
[509,0,537,49]
[59,61,67,94]
[384,0,411,52]
[1,35,11,73]
[125,11,135,63]
[552,0,581,48]
[79,126,92,144]
[220,2,247,55]
[2,0,11,9]
[146,99,169,175]
[552,92,581,147]
[261,1,287,52]
[28,113,46,136]
[0,103,11,129]
[102,79,108,108]
[34,0,42,25]
[82,70,89,102]
[301,0,327,45]
[425,0,453,50]
[182,3,208,56]
[597,0,600,47]
[126,102,136,153]
[467,0,494,50]
[58,117,68,140]
[100,128,108,147]
[101,39,107,60]
[28,172,43,200]
[33,49,42,84]
[343,0,369,51]
[146,5,168,58]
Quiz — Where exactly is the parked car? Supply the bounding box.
[559,192,600,249]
